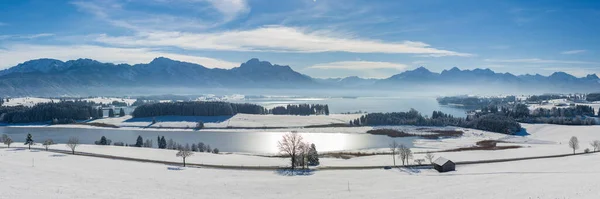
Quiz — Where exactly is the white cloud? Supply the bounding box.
[204,0,249,21]
[71,1,216,32]
[0,44,240,69]
[561,50,586,55]
[95,26,472,56]
[484,58,596,64]
[308,61,408,70]
[0,22,7,26]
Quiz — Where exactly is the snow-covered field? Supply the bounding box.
[81,97,136,105]
[2,97,56,107]
[1,146,599,198]
[527,98,600,113]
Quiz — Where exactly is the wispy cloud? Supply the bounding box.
[0,33,55,40]
[0,44,240,69]
[0,22,7,26]
[95,26,472,56]
[203,0,249,22]
[484,58,596,64]
[308,61,408,70]
[560,50,586,55]
[71,0,219,31]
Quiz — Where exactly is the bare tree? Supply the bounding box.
[425,151,435,164]
[66,137,79,155]
[3,136,13,148]
[398,145,413,165]
[296,142,311,169]
[43,139,55,151]
[389,140,399,166]
[569,136,579,154]
[591,140,600,152]
[277,131,304,170]
[176,146,194,167]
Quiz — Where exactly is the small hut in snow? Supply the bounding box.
[433,157,455,172]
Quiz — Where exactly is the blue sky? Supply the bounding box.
[1,0,599,78]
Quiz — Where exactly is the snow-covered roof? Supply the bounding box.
[433,157,453,166]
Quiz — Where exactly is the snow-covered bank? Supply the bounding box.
[2,147,599,198]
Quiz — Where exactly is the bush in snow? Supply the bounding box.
[3,136,13,148]
[212,148,219,154]
[113,142,125,146]
[94,136,111,145]
[584,148,590,153]
[43,139,55,151]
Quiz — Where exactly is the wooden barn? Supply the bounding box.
[433,157,455,172]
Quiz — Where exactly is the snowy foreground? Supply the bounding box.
[2,123,600,198]
[1,148,599,199]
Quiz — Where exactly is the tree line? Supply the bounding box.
[437,96,516,108]
[587,93,600,102]
[93,135,220,153]
[0,101,127,124]
[477,104,598,125]
[353,109,521,135]
[0,101,97,123]
[132,101,331,118]
[132,101,268,118]
[270,104,329,115]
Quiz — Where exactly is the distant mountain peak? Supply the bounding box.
[585,74,599,80]
[413,66,431,72]
[150,57,175,63]
[0,58,66,76]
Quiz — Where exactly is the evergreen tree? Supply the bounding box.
[24,133,34,149]
[307,143,320,166]
[119,108,125,117]
[160,136,166,149]
[108,109,115,117]
[135,135,143,147]
[98,108,104,118]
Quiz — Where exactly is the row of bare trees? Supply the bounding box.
[389,141,419,166]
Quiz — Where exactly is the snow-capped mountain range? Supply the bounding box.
[0,57,598,96]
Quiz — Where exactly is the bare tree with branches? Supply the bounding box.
[569,136,579,154]
[3,136,13,148]
[43,139,55,151]
[66,137,79,155]
[389,140,399,166]
[398,144,413,165]
[425,151,435,164]
[296,142,311,169]
[278,131,304,170]
[591,140,600,152]
[176,145,194,167]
